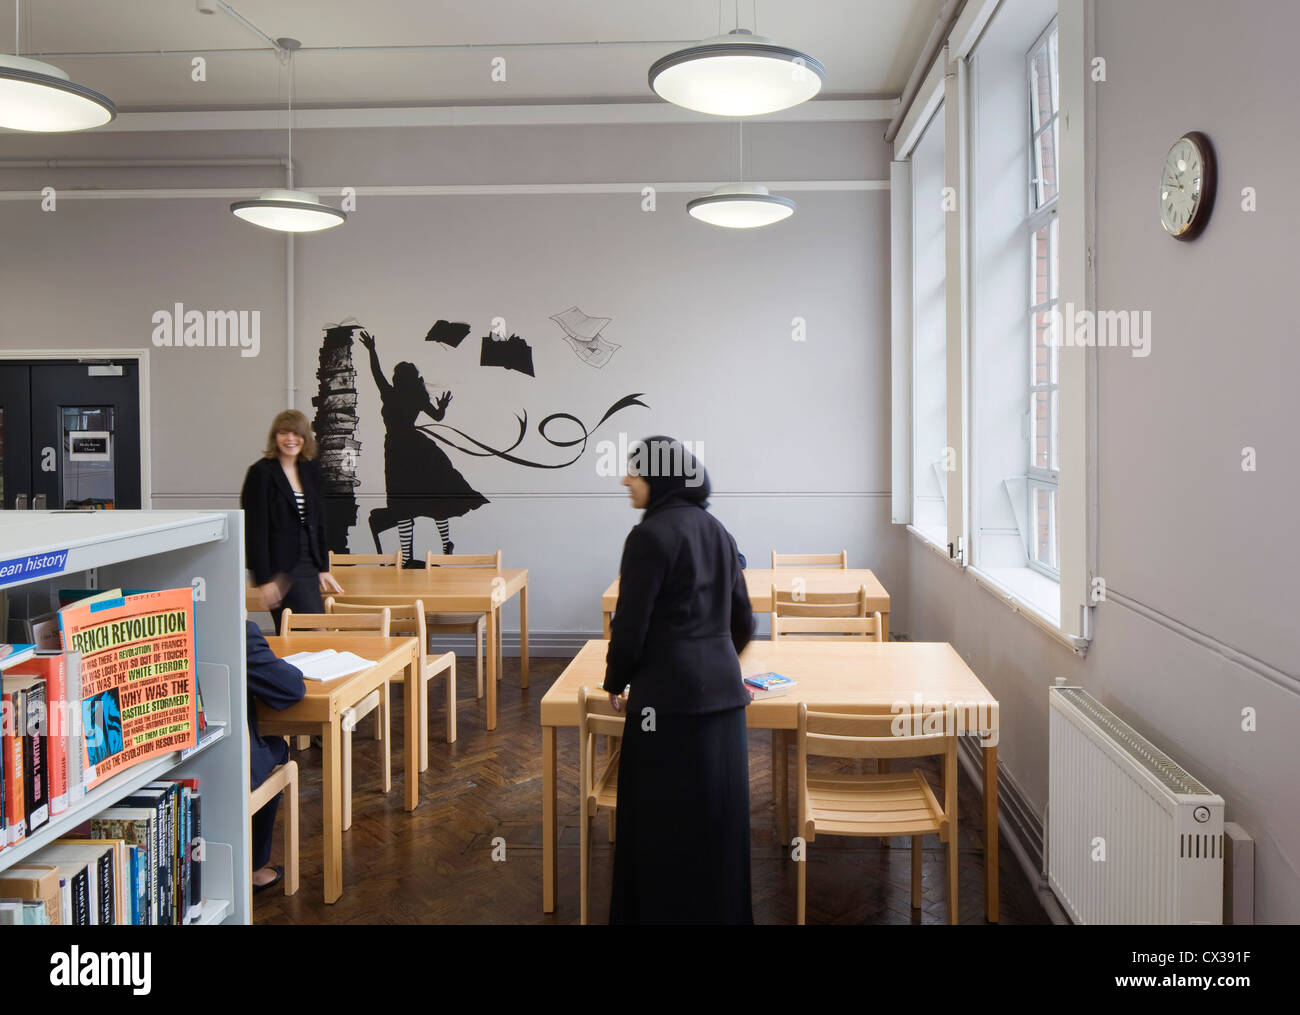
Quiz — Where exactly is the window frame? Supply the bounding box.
[1025,19,1061,580]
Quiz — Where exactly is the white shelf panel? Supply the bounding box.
[0,722,225,870]
[0,511,228,592]
[196,898,232,926]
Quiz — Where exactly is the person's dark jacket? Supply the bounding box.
[602,456,754,715]
[240,455,329,585]
[245,620,306,788]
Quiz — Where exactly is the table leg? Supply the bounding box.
[486,605,498,731]
[519,582,530,689]
[542,724,557,913]
[773,731,789,847]
[602,611,611,639]
[983,740,999,922]
[404,657,420,811]
[880,612,890,642]
[321,718,343,904]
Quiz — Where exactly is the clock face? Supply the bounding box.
[1160,133,1215,240]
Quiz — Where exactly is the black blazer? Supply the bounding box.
[245,620,306,789]
[602,497,754,715]
[240,456,329,585]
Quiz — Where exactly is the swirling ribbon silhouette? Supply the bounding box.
[415,393,647,469]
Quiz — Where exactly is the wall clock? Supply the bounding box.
[1160,131,1216,241]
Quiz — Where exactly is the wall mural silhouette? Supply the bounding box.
[312,319,647,565]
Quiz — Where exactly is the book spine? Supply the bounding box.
[59,878,70,927]
[23,680,49,831]
[45,655,68,815]
[96,850,114,925]
[73,867,90,926]
[180,787,193,924]
[190,792,202,920]
[65,653,85,805]
[3,691,25,844]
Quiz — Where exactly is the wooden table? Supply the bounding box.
[602,568,890,641]
[538,639,1000,922]
[250,566,529,731]
[258,634,418,904]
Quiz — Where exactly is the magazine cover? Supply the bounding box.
[58,589,197,788]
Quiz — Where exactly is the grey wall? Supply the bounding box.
[0,118,908,641]
[904,0,1300,922]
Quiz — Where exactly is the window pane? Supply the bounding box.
[1032,389,1050,470]
[1049,215,1059,300]
[1033,310,1054,385]
[1032,485,1059,571]
[1030,45,1053,132]
[1034,118,1058,206]
[1050,389,1059,471]
[1032,223,1052,308]
[1048,29,1059,114]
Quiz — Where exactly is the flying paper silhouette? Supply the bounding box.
[551,305,620,368]
[480,333,535,376]
[425,319,472,347]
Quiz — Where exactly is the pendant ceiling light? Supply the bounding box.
[231,38,345,233]
[649,27,825,117]
[0,3,115,132]
[688,123,794,229]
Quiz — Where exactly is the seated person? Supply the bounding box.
[245,619,306,892]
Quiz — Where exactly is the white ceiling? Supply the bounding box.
[10,0,944,111]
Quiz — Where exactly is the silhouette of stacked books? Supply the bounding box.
[312,324,364,552]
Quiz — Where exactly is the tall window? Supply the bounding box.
[1027,22,1059,575]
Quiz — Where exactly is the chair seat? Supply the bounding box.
[805,771,943,838]
[587,748,620,811]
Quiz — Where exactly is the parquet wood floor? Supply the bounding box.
[253,656,1049,925]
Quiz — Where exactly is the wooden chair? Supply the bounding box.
[249,757,299,897]
[578,687,624,925]
[329,550,402,568]
[280,607,392,831]
[771,550,848,569]
[770,585,883,642]
[769,584,884,845]
[795,703,958,925]
[328,596,458,763]
[423,549,502,699]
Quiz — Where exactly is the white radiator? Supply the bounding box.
[1048,685,1224,924]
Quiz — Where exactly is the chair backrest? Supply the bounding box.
[328,597,426,663]
[771,584,882,640]
[578,687,625,799]
[796,703,958,822]
[281,606,391,637]
[425,549,502,568]
[329,550,402,568]
[771,550,848,569]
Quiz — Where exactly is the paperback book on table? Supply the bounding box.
[57,588,198,790]
[743,672,798,700]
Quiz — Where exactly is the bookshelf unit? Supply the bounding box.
[0,510,250,924]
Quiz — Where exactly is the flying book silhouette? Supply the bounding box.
[425,320,472,348]
[480,333,535,377]
[550,306,620,369]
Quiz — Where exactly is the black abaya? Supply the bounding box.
[608,703,753,924]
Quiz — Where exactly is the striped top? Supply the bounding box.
[293,490,306,522]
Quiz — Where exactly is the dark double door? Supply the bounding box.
[0,360,141,510]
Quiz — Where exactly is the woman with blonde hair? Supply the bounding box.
[240,409,344,632]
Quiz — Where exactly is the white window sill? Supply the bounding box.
[967,563,1087,654]
[906,524,959,566]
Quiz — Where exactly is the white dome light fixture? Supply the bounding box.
[687,183,794,229]
[649,28,825,117]
[231,38,346,233]
[231,188,347,232]
[0,0,116,133]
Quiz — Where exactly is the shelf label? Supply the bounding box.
[0,548,69,586]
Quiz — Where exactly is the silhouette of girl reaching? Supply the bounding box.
[360,331,488,563]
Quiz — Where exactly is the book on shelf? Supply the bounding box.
[7,651,70,817]
[2,685,23,845]
[743,672,798,700]
[0,864,61,925]
[0,643,36,670]
[0,898,49,924]
[58,587,198,789]
[33,841,119,925]
[2,672,51,833]
[91,806,157,926]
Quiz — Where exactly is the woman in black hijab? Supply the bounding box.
[602,436,755,924]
